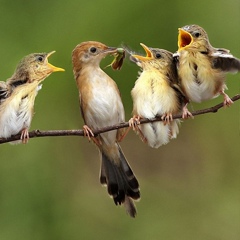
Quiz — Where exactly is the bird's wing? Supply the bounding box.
[0,81,11,104]
[7,79,28,88]
[173,52,180,60]
[211,49,240,73]
[172,52,180,71]
[168,58,189,104]
[79,95,87,124]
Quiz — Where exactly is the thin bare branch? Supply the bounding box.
[1,94,240,144]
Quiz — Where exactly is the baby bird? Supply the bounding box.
[129,43,188,148]
[0,51,64,143]
[72,41,140,217]
[174,24,240,112]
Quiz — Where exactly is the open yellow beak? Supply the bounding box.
[131,43,153,61]
[178,28,193,50]
[47,51,65,72]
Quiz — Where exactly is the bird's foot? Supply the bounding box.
[129,115,141,130]
[129,115,147,143]
[83,125,94,141]
[182,105,193,119]
[161,113,173,125]
[20,128,29,144]
[223,93,233,107]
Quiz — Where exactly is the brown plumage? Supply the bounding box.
[72,41,140,217]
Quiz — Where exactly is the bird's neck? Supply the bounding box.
[75,64,106,92]
[73,61,101,80]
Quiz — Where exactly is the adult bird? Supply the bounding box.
[174,24,240,114]
[0,51,64,143]
[72,41,140,217]
[129,43,189,148]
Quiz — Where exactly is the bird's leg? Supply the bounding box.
[20,128,29,144]
[129,115,147,143]
[182,103,193,119]
[117,127,130,142]
[220,90,233,107]
[161,113,173,125]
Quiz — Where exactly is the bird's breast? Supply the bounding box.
[131,71,179,118]
[79,71,124,130]
[178,51,225,102]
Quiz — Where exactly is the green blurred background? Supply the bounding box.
[0,0,239,239]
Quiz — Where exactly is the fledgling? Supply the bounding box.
[129,43,188,148]
[72,41,140,218]
[174,24,240,114]
[0,52,64,143]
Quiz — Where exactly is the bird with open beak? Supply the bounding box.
[0,51,64,143]
[129,43,189,148]
[174,24,240,115]
[72,41,140,218]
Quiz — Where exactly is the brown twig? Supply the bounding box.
[1,94,240,144]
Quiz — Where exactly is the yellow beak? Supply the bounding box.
[47,51,65,72]
[131,43,153,61]
[178,28,193,50]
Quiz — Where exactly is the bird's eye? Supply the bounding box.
[155,53,162,59]
[193,32,201,38]
[90,47,97,53]
[37,56,43,62]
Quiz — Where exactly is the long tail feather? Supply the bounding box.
[100,144,140,217]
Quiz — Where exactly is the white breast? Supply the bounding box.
[83,70,125,146]
[0,85,38,138]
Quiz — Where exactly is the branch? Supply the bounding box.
[1,94,240,144]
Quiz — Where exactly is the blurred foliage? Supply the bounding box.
[0,0,240,239]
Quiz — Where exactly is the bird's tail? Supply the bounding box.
[99,143,140,217]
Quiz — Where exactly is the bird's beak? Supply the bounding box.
[46,51,65,72]
[178,28,193,50]
[131,43,152,61]
[102,47,119,55]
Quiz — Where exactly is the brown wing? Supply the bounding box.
[0,81,11,104]
[168,58,189,105]
[211,50,240,73]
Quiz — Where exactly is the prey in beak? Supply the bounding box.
[104,47,125,70]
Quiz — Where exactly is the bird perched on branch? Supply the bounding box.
[129,43,189,148]
[0,51,64,143]
[174,24,240,114]
[72,41,140,217]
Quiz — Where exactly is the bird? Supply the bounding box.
[0,51,64,143]
[72,41,140,217]
[174,24,240,114]
[129,43,189,148]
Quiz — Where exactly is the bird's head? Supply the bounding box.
[72,41,119,77]
[9,51,64,85]
[177,24,211,52]
[130,43,173,71]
